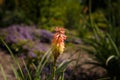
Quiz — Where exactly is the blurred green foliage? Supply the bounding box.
[82,27,120,79]
[0,0,81,29]
[0,0,120,39]
[80,1,120,79]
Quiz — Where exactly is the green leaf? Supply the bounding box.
[58,71,64,80]
[47,59,74,80]
[0,38,25,79]
[11,65,21,80]
[106,55,116,66]
[107,33,120,57]
[22,59,32,80]
[0,64,7,80]
[35,48,52,78]
[56,59,75,74]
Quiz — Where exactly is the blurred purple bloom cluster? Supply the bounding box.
[0,25,53,57]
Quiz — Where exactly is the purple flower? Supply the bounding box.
[0,24,53,57]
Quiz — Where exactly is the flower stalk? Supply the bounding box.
[51,27,67,80]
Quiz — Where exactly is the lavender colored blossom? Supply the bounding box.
[28,51,37,58]
[0,25,53,57]
[39,30,53,43]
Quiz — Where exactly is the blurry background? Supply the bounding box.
[0,0,120,29]
[0,0,120,80]
[0,0,120,38]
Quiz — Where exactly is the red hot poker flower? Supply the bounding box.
[52,27,67,60]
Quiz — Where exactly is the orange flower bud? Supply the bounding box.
[52,27,67,60]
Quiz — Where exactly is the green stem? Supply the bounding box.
[52,59,57,80]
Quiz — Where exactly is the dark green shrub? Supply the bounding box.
[82,26,120,79]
